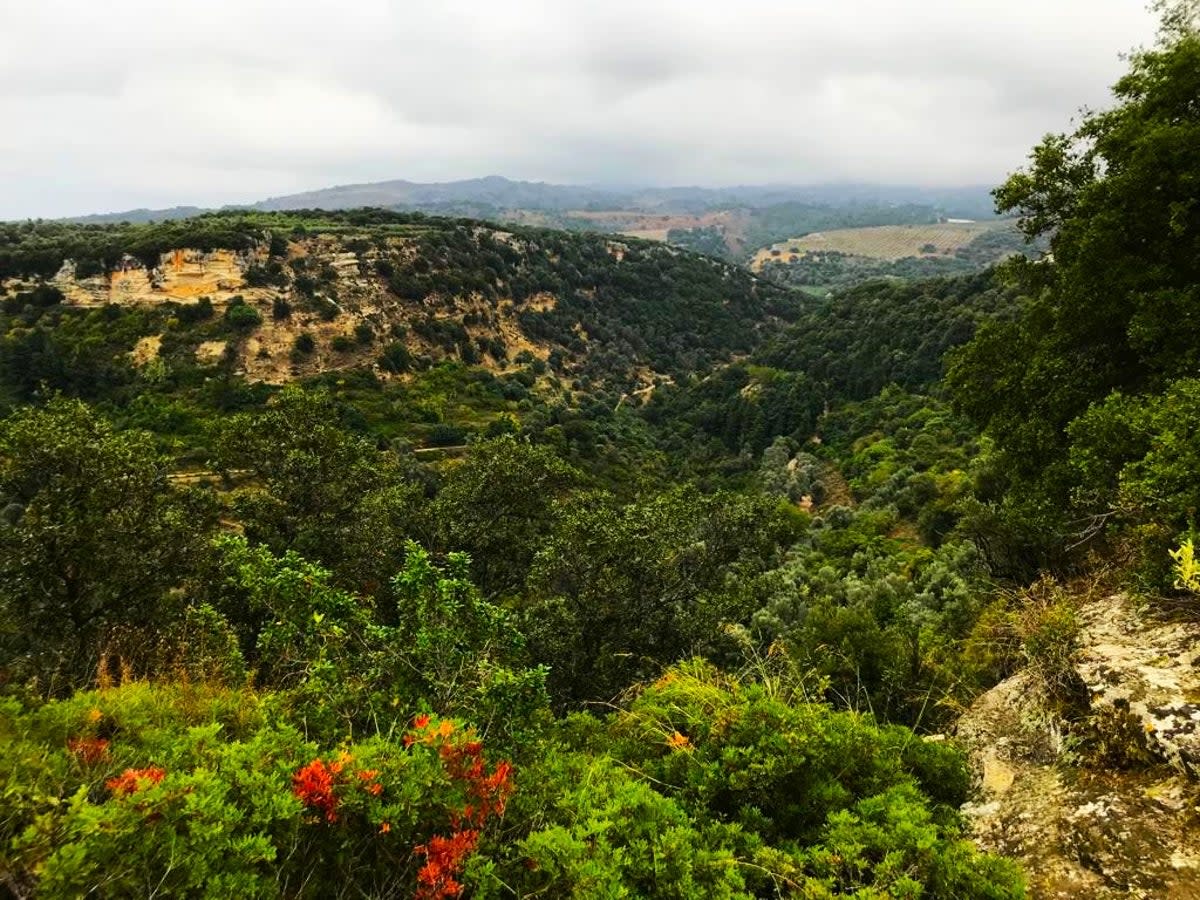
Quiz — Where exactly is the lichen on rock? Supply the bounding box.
[958,593,1200,898]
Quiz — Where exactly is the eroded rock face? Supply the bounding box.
[50,250,260,306]
[957,595,1200,899]
[1075,598,1200,777]
[3,236,559,386]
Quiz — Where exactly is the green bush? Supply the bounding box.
[225,302,263,330]
[427,423,467,446]
[292,332,315,356]
[378,341,411,373]
[1,684,514,899]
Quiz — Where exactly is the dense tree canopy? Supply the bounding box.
[0,398,214,690]
[947,10,1200,569]
[211,387,423,595]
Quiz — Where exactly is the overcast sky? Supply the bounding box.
[0,0,1160,219]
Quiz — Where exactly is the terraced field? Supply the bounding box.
[750,220,1007,269]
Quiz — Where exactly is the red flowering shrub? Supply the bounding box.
[415,829,480,899]
[292,753,386,823]
[292,757,343,823]
[66,737,109,765]
[106,767,166,796]
[403,715,515,897]
[6,684,527,897]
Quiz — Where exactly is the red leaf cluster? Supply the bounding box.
[66,737,109,765]
[402,716,516,898]
[106,766,166,796]
[291,757,346,823]
[441,744,514,828]
[292,754,382,823]
[414,829,480,900]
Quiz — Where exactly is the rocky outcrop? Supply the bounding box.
[957,594,1200,899]
[50,249,260,306]
[1075,597,1200,777]
[3,236,556,386]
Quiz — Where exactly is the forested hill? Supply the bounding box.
[757,271,1020,401]
[0,207,1030,895]
[0,204,1034,897]
[62,178,996,271]
[0,209,797,396]
[67,177,996,224]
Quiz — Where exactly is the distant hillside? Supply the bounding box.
[66,206,211,225]
[250,177,997,220]
[0,209,799,394]
[752,221,1003,267]
[253,176,627,214]
[752,220,1045,292]
[56,178,998,262]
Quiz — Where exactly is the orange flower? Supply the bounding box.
[292,758,341,823]
[481,760,514,819]
[329,751,351,776]
[666,731,692,751]
[353,768,385,796]
[67,737,110,765]
[415,829,480,899]
[107,766,166,796]
[413,713,431,730]
[379,821,391,834]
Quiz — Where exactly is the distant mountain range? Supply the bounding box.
[66,176,998,225]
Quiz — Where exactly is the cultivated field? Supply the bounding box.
[750,221,1006,269]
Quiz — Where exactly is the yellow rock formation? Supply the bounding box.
[42,249,262,306]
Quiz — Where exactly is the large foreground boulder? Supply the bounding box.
[956,594,1200,899]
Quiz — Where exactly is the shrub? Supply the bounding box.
[317,297,340,322]
[1,684,513,899]
[427,424,468,447]
[1171,538,1200,592]
[244,261,288,288]
[379,342,412,373]
[292,332,316,356]
[294,274,316,297]
[176,296,215,324]
[973,577,1086,714]
[1015,579,1083,705]
[225,302,262,331]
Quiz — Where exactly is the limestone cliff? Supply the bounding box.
[4,236,552,385]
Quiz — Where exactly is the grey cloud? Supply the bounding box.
[0,0,1159,218]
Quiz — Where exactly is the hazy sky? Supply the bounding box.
[0,0,1160,218]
